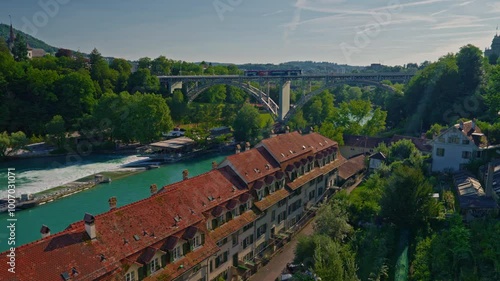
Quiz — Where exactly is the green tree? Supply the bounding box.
[46,115,66,149]
[456,44,484,95]
[314,197,354,242]
[110,58,132,92]
[138,57,152,70]
[288,110,307,130]
[12,33,28,61]
[380,166,438,231]
[319,123,344,145]
[0,131,28,157]
[233,104,261,142]
[128,68,160,93]
[55,71,97,125]
[425,123,445,139]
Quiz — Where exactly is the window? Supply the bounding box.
[256,224,267,237]
[277,211,286,224]
[436,148,445,157]
[217,237,228,247]
[448,136,459,144]
[462,151,471,159]
[243,223,253,232]
[125,271,136,281]
[438,136,445,143]
[193,234,202,249]
[173,246,182,261]
[278,199,287,208]
[309,190,315,201]
[150,258,160,273]
[257,190,263,201]
[462,140,470,145]
[232,233,239,247]
[243,251,254,262]
[476,151,482,158]
[226,211,233,222]
[242,234,254,249]
[271,210,276,221]
[215,251,229,268]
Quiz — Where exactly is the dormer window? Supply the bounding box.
[172,245,182,261]
[193,233,203,250]
[125,271,136,281]
[150,258,160,273]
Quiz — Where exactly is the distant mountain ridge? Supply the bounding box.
[0,23,62,54]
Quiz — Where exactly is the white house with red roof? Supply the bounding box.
[430,120,489,172]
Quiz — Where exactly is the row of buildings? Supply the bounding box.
[0,132,368,281]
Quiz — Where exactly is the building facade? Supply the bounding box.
[430,120,487,172]
[0,132,352,281]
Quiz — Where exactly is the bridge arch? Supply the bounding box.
[282,80,399,123]
[186,80,279,118]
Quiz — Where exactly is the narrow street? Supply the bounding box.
[249,218,315,281]
[249,176,364,281]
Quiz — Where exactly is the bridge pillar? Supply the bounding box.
[167,82,183,94]
[279,80,291,121]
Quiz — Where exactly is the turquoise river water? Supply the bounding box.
[0,153,227,252]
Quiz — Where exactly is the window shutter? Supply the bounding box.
[146,263,151,277]
[183,242,190,255]
[169,251,174,263]
[201,233,205,245]
[161,254,167,267]
[138,266,145,281]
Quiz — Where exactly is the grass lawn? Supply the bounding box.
[260,113,275,128]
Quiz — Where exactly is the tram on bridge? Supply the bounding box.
[244,69,302,77]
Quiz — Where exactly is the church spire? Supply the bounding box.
[8,15,16,43]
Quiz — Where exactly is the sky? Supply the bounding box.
[1,0,500,66]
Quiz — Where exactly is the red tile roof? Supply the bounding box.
[224,146,281,184]
[0,169,245,281]
[338,154,366,180]
[302,132,338,153]
[343,135,387,149]
[454,120,488,148]
[209,211,259,242]
[261,132,314,163]
[253,188,290,211]
[287,156,347,190]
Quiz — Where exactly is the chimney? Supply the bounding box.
[286,126,290,133]
[236,144,241,154]
[212,161,218,170]
[108,197,117,210]
[310,127,314,133]
[459,121,464,131]
[84,213,96,240]
[486,162,494,197]
[245,142,251,151]
[150,184,158,196]
[40,225,50,238]
[471,118,476,130]
[182,169,189,180]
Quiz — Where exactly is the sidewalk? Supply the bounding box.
[249,218,316,281]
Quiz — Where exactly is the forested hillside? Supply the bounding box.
[0,23,59,54]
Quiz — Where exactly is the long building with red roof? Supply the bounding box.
[0,132,357,281]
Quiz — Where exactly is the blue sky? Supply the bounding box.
[2,0,500,65]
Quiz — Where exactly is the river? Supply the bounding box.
[0,153,228,252]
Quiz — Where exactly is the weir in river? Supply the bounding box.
[0,153,228,252]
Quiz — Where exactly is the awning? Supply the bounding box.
[226,199,238,210]
[211,205,224,217]
[253,181,264,190]
[239,193,250,203]
[182,226,198,240]
[265,175,275,185]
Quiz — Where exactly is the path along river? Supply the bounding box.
[0,153,227,252]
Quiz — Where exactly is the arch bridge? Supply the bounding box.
[158,73,415,122]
